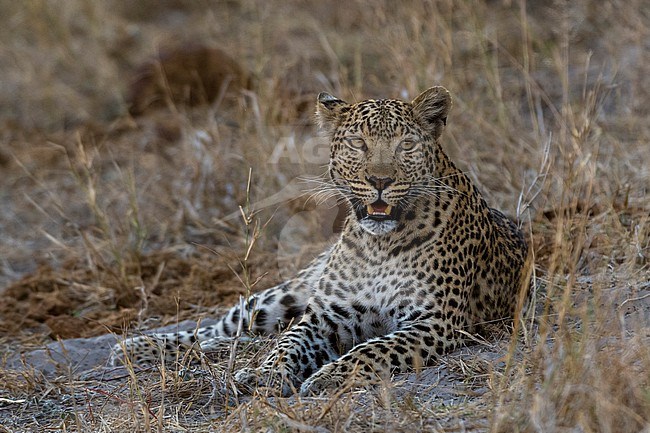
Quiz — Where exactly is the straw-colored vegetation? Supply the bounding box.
[0,0,648,431]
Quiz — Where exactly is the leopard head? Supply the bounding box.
[316,87,452,235]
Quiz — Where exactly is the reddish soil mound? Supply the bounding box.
[128,45,253,116]
[0,249,281,341]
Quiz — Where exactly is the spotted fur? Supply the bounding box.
[111,87,531,396]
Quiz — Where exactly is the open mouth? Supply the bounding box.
[364,200,396,221]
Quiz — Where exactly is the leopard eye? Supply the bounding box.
[344,137,368,151]
[398,139,419,152]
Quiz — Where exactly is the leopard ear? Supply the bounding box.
[411,87,452,140]
[316,92,350,134]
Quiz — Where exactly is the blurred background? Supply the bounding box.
[0,1,648,429]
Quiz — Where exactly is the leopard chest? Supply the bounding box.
[314,238,459,341]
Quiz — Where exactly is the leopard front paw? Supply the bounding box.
[299,363,346,396]
[233,367,260,392]
[234,367,296,396]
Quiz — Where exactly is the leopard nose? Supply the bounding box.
[367,176,394,190]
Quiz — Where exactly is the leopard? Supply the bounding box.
[111,86,532,396]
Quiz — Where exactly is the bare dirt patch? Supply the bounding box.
[0,249,282,341]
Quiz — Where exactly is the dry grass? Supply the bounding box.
[0,0,648,431]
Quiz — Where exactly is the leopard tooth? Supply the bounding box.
[367,204,393,215]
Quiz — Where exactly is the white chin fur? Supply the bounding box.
[359,219,398,235]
